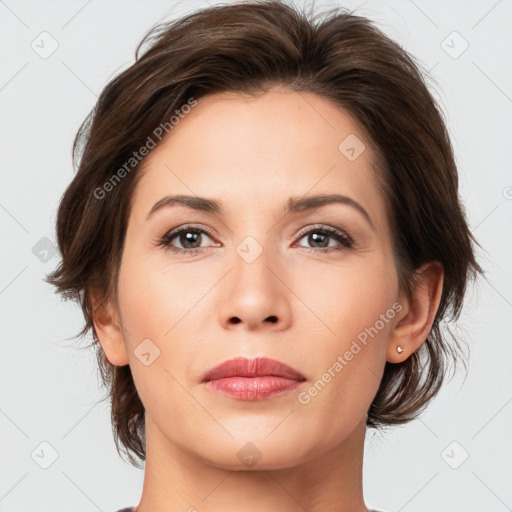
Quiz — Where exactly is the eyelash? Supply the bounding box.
[157,223,354,256]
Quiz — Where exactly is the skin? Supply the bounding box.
[92,86,444,512]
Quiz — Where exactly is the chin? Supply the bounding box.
[190,430,314,471]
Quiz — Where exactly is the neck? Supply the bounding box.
[136,415,369,512]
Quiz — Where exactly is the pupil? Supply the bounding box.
[310,232,327,248]
[182,231,200,248]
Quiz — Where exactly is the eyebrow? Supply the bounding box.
[146,193,375,230]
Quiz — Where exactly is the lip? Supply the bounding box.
[202,357,306,401]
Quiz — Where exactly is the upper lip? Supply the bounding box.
[202,357,306,382]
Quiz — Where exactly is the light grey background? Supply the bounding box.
[1,0,511,511]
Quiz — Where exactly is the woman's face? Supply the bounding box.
[113,87,402,469]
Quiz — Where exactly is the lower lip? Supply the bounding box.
[204,376,303,400]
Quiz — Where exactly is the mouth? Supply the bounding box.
[202,357,306,401]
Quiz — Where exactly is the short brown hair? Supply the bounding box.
[46,0,484,467]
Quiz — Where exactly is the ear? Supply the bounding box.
[90,289,129,367]
[386,261,444,363]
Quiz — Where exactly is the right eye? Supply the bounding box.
[159,224,219,255]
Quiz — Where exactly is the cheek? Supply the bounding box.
[292,254,395,407]
[117,252,197,340]
[116,252,207,372]
[116,258,205,423]
[291,252,397,339]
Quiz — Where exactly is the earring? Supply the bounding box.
[396,345,404,354]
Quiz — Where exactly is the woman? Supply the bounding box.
[46,1,483,511]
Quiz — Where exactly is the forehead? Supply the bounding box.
[131,87,389,236]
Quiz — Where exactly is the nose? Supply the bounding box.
[218,244,292,332]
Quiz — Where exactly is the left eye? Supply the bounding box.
[295,226,353,251]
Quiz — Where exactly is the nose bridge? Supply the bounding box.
[230,209,277,277]
[232,232,277,295]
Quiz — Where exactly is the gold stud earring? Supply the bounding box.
[396,345,404,354]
